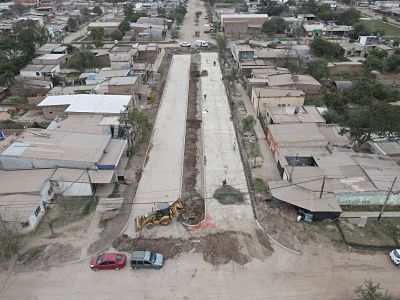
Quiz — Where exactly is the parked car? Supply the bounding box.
[180,42,191,47]
[90,253,126,271]
[389,249,400,266]
[130,251,164,270]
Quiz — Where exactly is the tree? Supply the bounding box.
[258,1,288,16]
[223,68,242,96]
[349,23,370,40]
[93,5,102,16]
[385,53,400,72]
[306,59,328,80]
[10,3,29,16]
[123,4,146,22]
[339,7,360,25]
[310,37,341,60]
[172,4,187,25]
[242,115,256,132]
[0,216,22,259]
[118,19,130,32]
[262,17,287,35]
[354,279,392,300]
[1,9,13,19]
[67,17,78,32]
[67,48,97,72]
[215,34,228,58]
[317,4,338,21]
[366,49,387,72]
[349,103,400,149]
[110,29,123,41]
[90,27,104,47]
[126,109,151,142]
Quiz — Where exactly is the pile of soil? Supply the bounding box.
[113,234,189,259]
[213,185,245,205]
[16,243,80,272]
[113,230,273,266]
[180,56,205,225]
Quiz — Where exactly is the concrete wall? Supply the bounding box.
[58,181,92,196]
[0,156,94,170]
[110,61,132,69]
[41,105,68,120]
[337,192,400,206]
[108,84,134,96]
[328,64,366,76]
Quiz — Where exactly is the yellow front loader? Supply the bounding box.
[135,198,184,230]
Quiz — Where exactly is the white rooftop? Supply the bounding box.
[37,94,131,114]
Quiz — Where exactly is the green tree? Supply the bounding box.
[223,68,242,95]
[354,279,392,300]
[306,59,328,79]
[365,49,387,72]
[348,23,370,40]
[258,1,288,16]
[339,7,360,25]
[110,29,123,40]
[123,4,146,22]
[215,34,228,58]
[310,37,341,60]
[242,115,256,132]
[93,5,102,16]
[1,9,13,19]
[317,4,338,21]
[118,19,130,32]
[67,49,97,72]
[67,17,78,32]
[262,17,287,35]
[385,53,400,72]
[172,4,187,25]
[127,108,151,141]
[349,103,400,149]
[90,27,104,47]
[10,3,29,15]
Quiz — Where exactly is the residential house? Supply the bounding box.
[36,43,69,55]
[251,88,305,115]
[221,14,269,36]
[263,105,326,125]
[33,53,69,66]
[0,169,54,232]
[109,45,137,69]
[108,76,142,101]
[19,64,60,78]
[37,94,132,120]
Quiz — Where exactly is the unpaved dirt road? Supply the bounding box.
[178,0,210,44]
[1,241,399,300]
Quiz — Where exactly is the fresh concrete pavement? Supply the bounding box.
[200,52,255,233]
[124,54,191,238]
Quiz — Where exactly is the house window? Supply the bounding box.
[34,205,42,217]
[36,72,40,76]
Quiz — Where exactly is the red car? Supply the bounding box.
[90,253,126,271]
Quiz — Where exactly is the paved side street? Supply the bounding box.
[125,54,191,239]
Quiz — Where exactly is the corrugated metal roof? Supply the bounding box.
[38,94,131,114]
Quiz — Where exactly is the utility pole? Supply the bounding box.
[289,153,298,183]
[378,176,397,221]
[87,168,95,202]
[319,176,326,199]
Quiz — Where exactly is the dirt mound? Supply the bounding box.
[113,231,273,266]
[16,243,80,272]
[213,185,245,205]
[113,234,189,259]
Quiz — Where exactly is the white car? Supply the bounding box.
[180,42,191,47]
[389,249,400,265]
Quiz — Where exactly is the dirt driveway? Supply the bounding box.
[1,239,399,299]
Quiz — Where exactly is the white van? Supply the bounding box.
[195,40,209,47]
